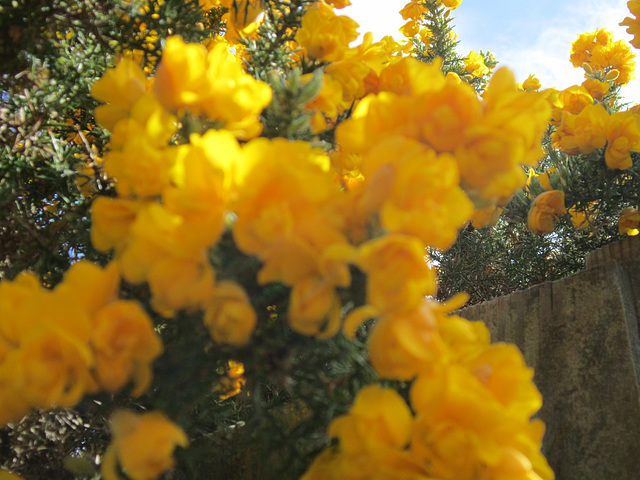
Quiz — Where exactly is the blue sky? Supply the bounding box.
[343,0,640,102]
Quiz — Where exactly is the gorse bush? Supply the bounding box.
[2,0,640,479]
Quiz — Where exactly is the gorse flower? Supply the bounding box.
[101,410,188,480]
[528,190,567,234]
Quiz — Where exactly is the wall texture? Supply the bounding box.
[459,236,640,479]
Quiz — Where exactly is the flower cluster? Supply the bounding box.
[101,410,188,480]
[303,302,553,480]
[5,1,563,478]
[0,262,162,425]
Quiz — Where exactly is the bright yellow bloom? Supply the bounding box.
[605,110,640,169]
[91,58,147,131]
[559,85,593,115]
[303,385,425,480]
[621,1,640,49]
[458,68,551,201]
[203,281,257,346]
[154,36,271,138]
[105,135,175,199]
[469,205,502,229]
[358,234,436,315]
[55,261,120,316]
[213,360,246,400]
[102,410,188,480]
[618,206,640,235]
[439,0,462,8]
[527,190,566,234]
[360,137,474,250]
[232,138,345,285]
[295,2,359,62]
[551,103,609,156]
[400,1,426,20]
[571,29,635,85]
[91,300,163,396]
[223,0,265,43]
[367,301,448,380]
[90,197,144,254]
[464,51,490,77]
[399,19,419,38]
[288,274,343,338]
[330,384,413,452]
[410,364,552,480]
[581,78,610,101]
[147,257,216,316]
[3,329,93,410]
[522,74,541,91]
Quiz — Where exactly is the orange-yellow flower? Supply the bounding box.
[618,206,640,235]
[464,51,490,77]
[358,234,436,315]
[605,110,640,169]
[203,281,257,346]
[102,410,188,480]
[527,190,567,234]
[295,2,359,62]
[91,300,163,396]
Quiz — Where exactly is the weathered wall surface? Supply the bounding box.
[459,236,640,479]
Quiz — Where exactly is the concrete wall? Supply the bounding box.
[459,236,640,479]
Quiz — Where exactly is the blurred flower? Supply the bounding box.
[102,410,188,480]
[527,190,566,234]
[464,51,489,77]
[618,206,640,235]
[203,281,257,346]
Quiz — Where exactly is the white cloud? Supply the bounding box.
[459,0,640,102]
[343,0,640,103]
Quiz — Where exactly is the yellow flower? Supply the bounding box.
[147,258,215,316]
[399,19,419,38]
[581,78,610,101]
[367,301,449,380]
[223,0,265,42]
[469,205,502,229]
[154,36,271,138]
[527,190,566,234]
[621,1,640,49]
[101,410,188,480]
[551,103,609,156]
[4,329,93,409]
[400,1,426,20]
[464,51,490,77]
[203,281,257,346]
[410,365,552,480]
[439,0,462,8]
[605,110,640,169]
[55,261,120,316]
[91,58,147,131]
[104,136,175,199]
[618,206,640,235]
[91,300,163,396]
[358,234,436,315]
[329,384,413,452]
[153,36,210,112]
[295,2,359,62]
[559,85,593,115]
[90,197,144,254]
[360,137,474,251]
[213,360,246,400]
[522,74,541,91]
[288,275,343,338]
